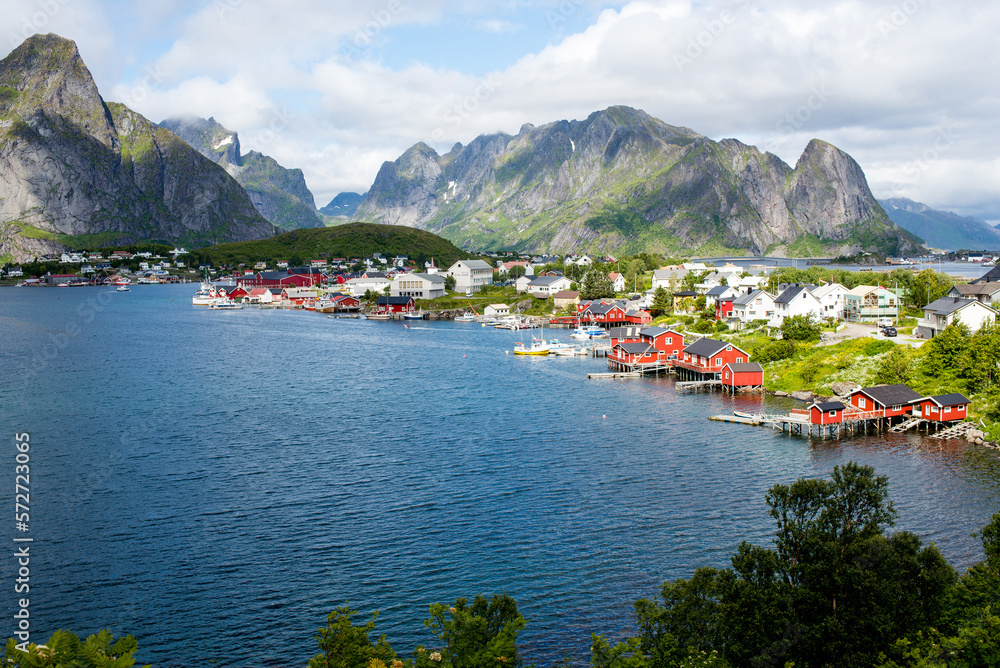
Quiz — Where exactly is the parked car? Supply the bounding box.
[882,327,897,337]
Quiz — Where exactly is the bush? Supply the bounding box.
[862,339,896,356]
[753,339,796,363]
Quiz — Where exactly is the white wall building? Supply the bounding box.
[447,260,493,293]
[811,283,848,320]
[769,286,823,328]
[392,272,446,300]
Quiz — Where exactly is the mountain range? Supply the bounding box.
[0,34,274,263]
[878,198,1000,251]
[158,115,326,231]
[350,106,922,258]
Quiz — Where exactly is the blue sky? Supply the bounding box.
[2,0,998,224]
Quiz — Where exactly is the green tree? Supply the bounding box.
[906,269,954,307]
[920,322,970,374]
[419,595,527,668]
[650,287,672,317]
[780,314,821,342]
[308,606,399,668]
[445,274,457,291]
[960,321,1000,393]
[2,630,143,668]
[870,345,913,386]
[610,464,956,668]
[507,265,526,280]
[581,269,614,300]
[289,253,304,267]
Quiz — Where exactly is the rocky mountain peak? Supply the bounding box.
[0,33,117,148]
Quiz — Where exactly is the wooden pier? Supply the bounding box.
[676,380,723,393]
[587,371,641,379]
[709,409,982,441]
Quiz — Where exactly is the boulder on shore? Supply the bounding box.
[829,381,859,397]
[791,390,815,402]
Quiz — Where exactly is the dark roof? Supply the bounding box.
[706,285,730,296]
[774,286,807,304]
[587,302,625,315]
[376,296,413,305]
[950,283,1000,296]
[926,393,972,407]
[683,338,729,357]
[673,290,698,297]
[607,326,642,339]
[857,384,923,407]
[972,266,1000,283]
[615,342,656,354]
[724,362,763,373]
[923,296,982,316]
[813,401,846,411]
[530,275,568,286]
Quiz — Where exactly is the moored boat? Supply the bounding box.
[570,325,608,340]
[454,312,477,322]
[513,338,550,355]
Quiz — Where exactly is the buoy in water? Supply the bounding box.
[602,415,606,419]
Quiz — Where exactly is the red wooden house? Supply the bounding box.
[677,338,752,379]
[584,301,629,327]
[715,298,734,321]
[848,384,922,419]
[376,296,414,313]
[624,309,653,325]
[609,342,660,366]
[237,271,321,289]
[807,400,845,425]
[227,286,251,302]
[639,327,685,359]
[908,393,971,422]
[333,295,361,311]
[722,362,764,390]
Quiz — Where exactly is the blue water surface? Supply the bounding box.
[0,284,998,667]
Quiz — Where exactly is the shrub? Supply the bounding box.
[753,339,796,363]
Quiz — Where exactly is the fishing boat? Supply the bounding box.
[403,311,424,320]
[513,337,550,355]
[116,285,130,292]
[546,339,576,353]
[570,325,608,340]
[192,283,222,306]
[314,299,338,313]
[112,277,131,286]
[454,312,477,322]
[366,312,392,321]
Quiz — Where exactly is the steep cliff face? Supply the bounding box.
[354,106,920,257]
[159,115,325,231]
[0,34,273,261]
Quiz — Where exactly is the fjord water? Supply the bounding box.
[1,284,999,667]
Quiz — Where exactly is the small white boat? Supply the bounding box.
[454,312,477,322]
[116,285,130,292]
[570,325,608,340]
[403,311,424,320]
[546,339,576,353]
[209,298,243,310]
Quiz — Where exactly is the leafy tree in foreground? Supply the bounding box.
[592,463,957,668]
[309,606,400,668]
[582,269,615,300]
[870,345,913,386]
[2,630,145,668]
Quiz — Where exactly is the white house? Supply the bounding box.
[525,275,574,297]
[484,304,511,317]
[608,272,626,293]
[731,289,777,326]
[948,282,1000,308]
[497,261,533,276]
[916,297,998,338]
[5,267,22,277]
[60,252,83,263]
[651,266,689,291]
[811,283,848,320]
[344,276,392,297]
[731,275,767,294]
[514,274,534,293]
[392,272,446,300]
[447,259,493,293]
[769,286,823,328]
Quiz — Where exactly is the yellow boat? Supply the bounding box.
[513,338,550,355]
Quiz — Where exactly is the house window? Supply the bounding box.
[666,338,671,344]
[715,357,722,366]
[829,410,837,417]
[726,345,732,351]
[944,406,951,413]
[892,405,901,412]
[736,357,743,363]
[725,371,730,379]
[859,397,866,409]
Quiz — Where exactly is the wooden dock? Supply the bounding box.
[587,371,641,379]
[676,380,723,393]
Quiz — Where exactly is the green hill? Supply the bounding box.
[200,222,472,267]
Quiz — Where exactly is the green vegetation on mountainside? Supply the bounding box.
[200,223,471,267]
